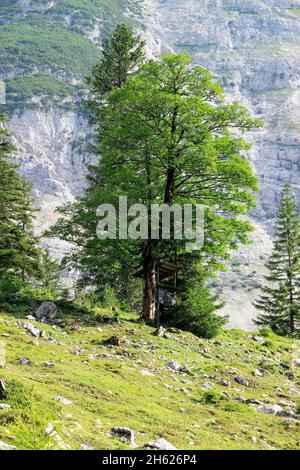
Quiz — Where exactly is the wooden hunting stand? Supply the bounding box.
[135,260,180,325]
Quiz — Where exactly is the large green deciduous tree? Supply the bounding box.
[51,54,262,329]
[254,184,300,336]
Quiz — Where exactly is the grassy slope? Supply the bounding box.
[0,306,299,450]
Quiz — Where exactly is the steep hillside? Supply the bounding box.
[0,308,299,450]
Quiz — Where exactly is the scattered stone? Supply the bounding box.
[246,398,262,405]
[81,444,93,450]
[286,372,294,380]
[110,427,136,447]
[276,409,299,419]
[236,396,247,403]
[0,440,16,450]
[213,340,223,346]
[219,380,230,387]
[35,301,57,321]
[54,396,73,406]
[96,327,103,333]
[144,438,177,450]
[0,403,10,410]
[20,358,30,366]
[288,388,299,396]
[200,382,214,390]
[45,423,54,435]
[256,404,283,415]
[154,326,166,337]
[251,335,265,344]
[140,369,155,377]
[24,322,43,338]
[167,361,190,374]
[43,362,55,367]
[25,315,35,320]
[122,350,132,358]
[234,375,249,387]
[253,369,263,377]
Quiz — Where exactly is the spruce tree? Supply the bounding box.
[254,184,300,336]
[0,115,41,281]
[87,23,145,104]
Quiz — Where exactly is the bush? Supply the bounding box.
[100,287,119,309]
[202,390,221,405]
[18,285,56,304]
[0,274,25,303]
[166,283,227,339]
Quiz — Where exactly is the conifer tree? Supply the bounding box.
[0,115,41,281]
[87,23,145,105]
[40,249,66,298]
[254,184,300,336]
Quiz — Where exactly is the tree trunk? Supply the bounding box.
[142,256,157,325]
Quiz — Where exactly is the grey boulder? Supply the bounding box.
[35,301,57,321]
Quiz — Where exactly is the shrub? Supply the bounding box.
[166,283,226,339]
[202,390,221,405]
[18,285,56,304]
[100,288,119,309]
[0,274,25,303]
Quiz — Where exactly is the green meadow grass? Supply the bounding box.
[0,305,299,450]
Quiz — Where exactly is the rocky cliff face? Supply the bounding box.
[2,1,300,328]
[5,1,299,228]
[143,0,300,224]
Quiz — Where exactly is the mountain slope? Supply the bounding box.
[1,1,300,328]
[0,308,299,450]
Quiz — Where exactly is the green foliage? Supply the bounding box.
[0,19,99,78]
[87,23,145,102]
[202,390,221,405]
[254,184,300,337]
[51,53,262,326]
[166,281,226,339]
[17,286,56,304]
[0,274,25,303]
[0,115,42,281]
[101,287,120,308]
[39,249,67,299]
[5,75,76,107]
